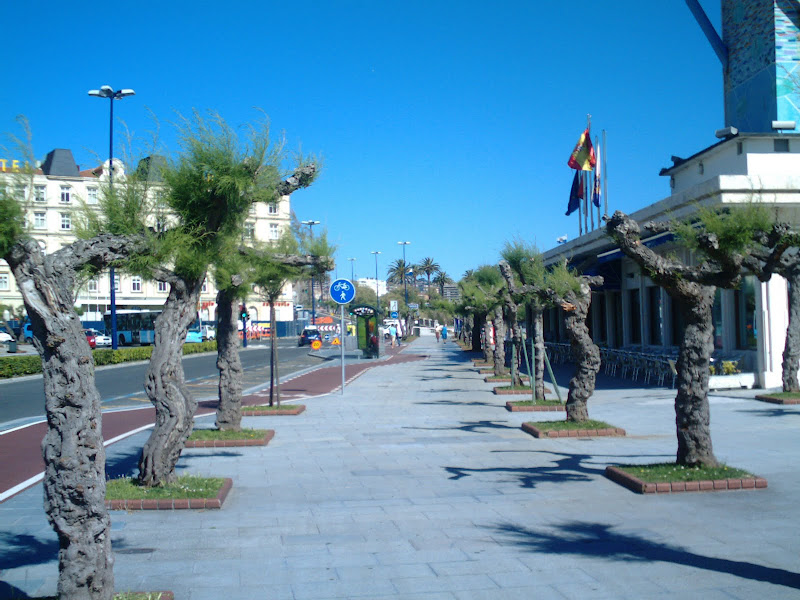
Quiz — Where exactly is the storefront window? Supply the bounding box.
[629,289,641,344]
[712,289,723,349]
[648,286,663,346]
[735,276,757,350]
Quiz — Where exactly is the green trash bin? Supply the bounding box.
[7,339,17,353]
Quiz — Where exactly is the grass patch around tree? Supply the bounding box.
[106,476,225,500]
[615,462,753,482]
[528,419,615,431]
[509,399,562,407]
[187,428,264,440]
[493,384,532,391]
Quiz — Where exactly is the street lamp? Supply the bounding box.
[347,258,356,281]
[88,85,135,350]
[301,220,320,324]
[397,241,411,306]
[371,251,381,310]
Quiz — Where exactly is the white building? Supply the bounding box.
[0,148,296,327]
[356,277,387,298]
[543,131,800,388]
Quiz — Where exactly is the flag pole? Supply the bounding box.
[595,135,601,226]
[603,129,608,218]
[585,114,591,233]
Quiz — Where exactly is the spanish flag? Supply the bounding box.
[567,128,596,171]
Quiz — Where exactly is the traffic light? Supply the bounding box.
[240,306,248,321]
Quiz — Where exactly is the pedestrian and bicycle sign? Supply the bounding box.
[330,279,355,304]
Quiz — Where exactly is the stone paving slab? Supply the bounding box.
[1,337,800,599]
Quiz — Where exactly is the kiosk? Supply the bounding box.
[350,304,381,358]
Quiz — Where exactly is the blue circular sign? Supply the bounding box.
[330,278,356,304]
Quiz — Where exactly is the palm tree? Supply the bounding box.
[417,257,440,291]
[433,271,453,295]
[387,259,415,285]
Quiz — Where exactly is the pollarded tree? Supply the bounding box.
[1,118,151,600]
[459,266,505,371]
[760,247,800,391]
[607,205,791,465]
[137,112,317,486]
[500,241,549,399]
[542,260,603,422]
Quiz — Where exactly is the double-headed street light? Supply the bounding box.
[88,85,135,350]
[301,220,320,324]
[371,251,381,310]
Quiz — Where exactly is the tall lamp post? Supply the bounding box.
[301,220,320,324]
[397,241,411,306]
[88,85,135,351]
[348,258,356,281]
[371,251,381,310]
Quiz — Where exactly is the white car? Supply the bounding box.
[200,325,216,341]
[0,331,13,343]
[86,329,112,347]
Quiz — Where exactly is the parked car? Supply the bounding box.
[83,330,97,349]
[85,329,112,347]
[185,329,203,344]
[298,327,322,347]
[200,325,216,341]
[0,331,13,343]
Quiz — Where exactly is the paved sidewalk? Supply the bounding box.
[1,336,799,599]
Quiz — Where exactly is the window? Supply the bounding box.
[648,287,663,345]
[268,203,278,214]
[249,204,257,217]
[33,212,46,229]
[87,187,98,204]
[60,186,71,203]
[0,273,9,291]
[628,288,641,345]
[88,279,98,293]
[737,141,743,155]
[131,276,142,293]
[157,281,168,293]
[114,275,120,292]
[202,278,208,293]
[244,222,255,240]
[735,276,758,350]
[34,185,46,202]
[774,139,790,153]
[269,223,279,240]
[60,212,71,230]
[37,240,47,256]
[15,184,26,199]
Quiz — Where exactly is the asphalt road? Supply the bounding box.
[0,341,323,430]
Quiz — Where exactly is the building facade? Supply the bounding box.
[0,148,295,326]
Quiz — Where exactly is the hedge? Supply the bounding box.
[0,340,218,379]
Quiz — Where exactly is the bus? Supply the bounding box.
[104,309,162,346]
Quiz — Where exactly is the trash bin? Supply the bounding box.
[7,339,17,353]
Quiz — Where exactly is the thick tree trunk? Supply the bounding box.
[559,287,601,422]
[139,274,205,486]
[673,290,718,466]
[269,297,281,407]
[492,306,507,376]
[781,270,800,392]
[471,315,483,353]
[532,309,546,400]
[215,286,243,431]
[5,235,143,600]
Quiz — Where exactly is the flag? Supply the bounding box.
[567,128,596,171]
[592,144,601,207]
[566,170,583,215]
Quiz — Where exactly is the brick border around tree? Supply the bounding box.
[105,478,233,511]
[604,466,768,494]
[185,429,275,448]
[521,423,626,438]
[485,376,530,383]
[753,394,800,405]
[494,387,535,396]
[506,402,565,412]
[242,405,306,416]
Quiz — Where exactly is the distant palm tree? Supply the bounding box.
[417,257,440,291]
[433,271,453,296]
[387,259,415,285]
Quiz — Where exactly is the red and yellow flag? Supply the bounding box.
[567,128,596,171]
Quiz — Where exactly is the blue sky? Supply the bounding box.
[1,1,723,283]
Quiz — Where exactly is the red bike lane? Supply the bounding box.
[0,350,424,502]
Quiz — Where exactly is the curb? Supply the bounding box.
[185,430,275,447]
[506,402,565,412]
[521,422,626,438]
[106,478,233,511]
[484,376,530,383]
[242,405,306,416]
[494,387,534,396]
[753,394,800,405]
[604,466,768,494]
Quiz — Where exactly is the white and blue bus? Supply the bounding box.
[104,309,162,346]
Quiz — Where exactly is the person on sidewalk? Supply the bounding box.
[441,324,448,342]
[389,324,397,347]
[435,327,440,342]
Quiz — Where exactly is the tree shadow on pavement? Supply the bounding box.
[404,420,516,434]
[415,399,498,408]
[0,532,57,570]
[444,450,608,489]
[489,520,800,590]
[735,407,800,418]
[0,581,36,599]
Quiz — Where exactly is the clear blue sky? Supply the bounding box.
[1,1,723,283]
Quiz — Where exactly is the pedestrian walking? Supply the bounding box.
[389,324,397,347]
[435,327,440,342]
[441,324,448,342]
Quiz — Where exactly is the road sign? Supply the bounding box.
[390,300,398,312]
[311,340,322,350]
[332,337,340,346]
[408,303,419,309]
[324,334,331,341]
[330,279,355,304]
[391,311,398,319]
